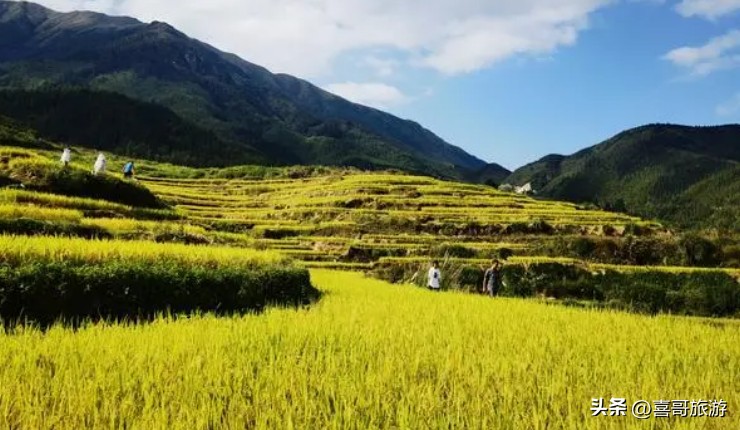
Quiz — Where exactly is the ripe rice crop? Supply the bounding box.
[0,189,127,212]
[0,270,736,429]
[0,204,82,223]
[80,218,207,236]
[0,189,181,221]
[0,236,315,325]
[0,235,286,267]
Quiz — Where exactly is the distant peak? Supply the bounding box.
[541,154,566,162]
[0,1,139,29]
[0,0,47,12]
[0,1,54,23]
[147,20,185,37]
[149,20,176,31]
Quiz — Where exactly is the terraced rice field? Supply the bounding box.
[138,173,657,267]
[1,271,738,429]
[3,146,738,280]
[1,146,739,428]
[3,150,736,278]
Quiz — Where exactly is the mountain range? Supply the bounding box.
[505,124,740,229]
[0,1,738,229]
[0,0,509,179]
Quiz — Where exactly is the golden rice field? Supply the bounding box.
[135,171,665,266]
[1,145,739,428]
[2,145,738,282]
[0,234,286,266]
[143,173,648,230]
[0,147,671,271]
[1,271,737,429]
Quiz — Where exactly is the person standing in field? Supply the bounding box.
[93,152,107,176]
[427,261,442,291]
[483,259,502,297]
[123,161,135,179]
[60,147,72,167]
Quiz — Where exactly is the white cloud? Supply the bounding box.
[363,56,399,78]
[31,0,117,11]
[663,29,740,76]
[421,11,586,74]
[31,0,614,77]
[323,82,408,108]
[716,92,740,117]
[675,0,740,19]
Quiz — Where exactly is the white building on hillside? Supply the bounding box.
[515,183,534,195]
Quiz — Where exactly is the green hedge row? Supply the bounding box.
[540,235,732,268]
[373,261,740,318]
[0,218,112,239]
[0,260,318,327]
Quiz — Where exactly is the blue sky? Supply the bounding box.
[35,0,740,169]
[321,2,740,169]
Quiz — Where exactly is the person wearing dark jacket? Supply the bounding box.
[483,260,502,297]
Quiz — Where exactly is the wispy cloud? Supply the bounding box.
[323,82,409,109]
[363,56,399,78]
[33,0,614,78]
[663,29,740,77]
[675,0,740,20]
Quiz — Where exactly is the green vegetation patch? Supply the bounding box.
[1,155,165,209]
[374,260,740,318]
[0,236,318,326]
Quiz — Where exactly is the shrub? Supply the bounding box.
[499,266,535,297]
[154,231,211,245]
[497,248,515,261]
[602,225,617,236]
[503,220,554,235]
[372,260,740,317]
[430,243,478,259]
[571,237,597,259]
[623,237,670,266]
[600,275,668,314]
[204,220,256,234]
[596,271,740,317]
[529,219,555,235]
[258,228,305,239]
[0,261,316,327]
[679,234,722,267]
[676,273,740,317]
[503,222,530,235]
[543,236,710,267]
[343,246,406,263]
[458,266,484,290]
[372,262,411,285]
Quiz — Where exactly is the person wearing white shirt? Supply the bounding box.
[427,261,442,291]
[93,152,107,176]
[60,147,72,167]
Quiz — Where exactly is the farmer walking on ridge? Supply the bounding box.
[427,261,442,292]
[60,147,71,167]
[93,152,107,176]
[123,161,135,179]
[483,259,502,297]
